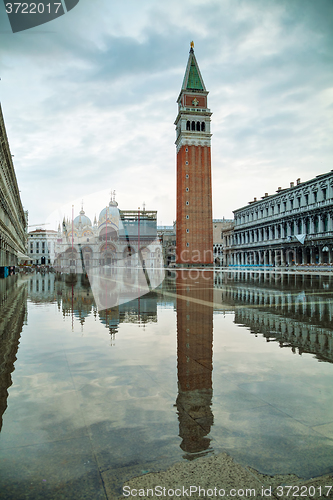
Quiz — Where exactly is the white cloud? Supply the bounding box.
[0,0,332,226]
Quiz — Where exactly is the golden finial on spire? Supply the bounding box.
[190,41,194,49]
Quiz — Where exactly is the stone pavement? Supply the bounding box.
[102,452,333,500]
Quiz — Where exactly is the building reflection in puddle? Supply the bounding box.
[2,269,333,481]
[175,270,214,459]
[51,272,159,336]
[216,271,333,363]
[0,275,27,432]
[25,269,333,388]
[29,269,216,458]
[26,270,333,367]
[24,269,333,455]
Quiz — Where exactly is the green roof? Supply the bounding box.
[187,59,204,90]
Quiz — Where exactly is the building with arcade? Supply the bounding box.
[224,171,333,267]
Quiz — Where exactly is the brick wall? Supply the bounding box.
[176,144,213,264]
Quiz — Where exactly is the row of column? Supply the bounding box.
[225,287,333,319]
[232,212,333,246]
[235,308,333,357]
[214,270,333,287]
[227,245,333,266]
[0,233,18,267]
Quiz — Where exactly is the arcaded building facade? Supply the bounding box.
[0,104,27,276]
[224,171,333,266]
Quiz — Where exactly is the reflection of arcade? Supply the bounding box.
[217,271,333,363]
[176,270,214,459]
[0,276,27,432]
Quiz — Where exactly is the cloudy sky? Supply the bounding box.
[1,0,332,228]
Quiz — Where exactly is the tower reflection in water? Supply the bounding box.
[175,270,214,460]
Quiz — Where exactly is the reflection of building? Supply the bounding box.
[225,172,333,266]
[28,272,57,303]
[0,276,27,432]
[58,275,96,325]
[0,105,27,277]
[62,285,95,326]
[53,273,159,336]
[175,44,213,266]
[176,270,214,458]
[217,271,333,362]
[54,197,161,273]
[99,293,159,338]
[118,294,158,325]
[27,229,57,265]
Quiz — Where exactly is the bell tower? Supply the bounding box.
[175,42,213,265]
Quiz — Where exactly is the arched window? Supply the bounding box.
[306,218,310,234]
[191,121,195,131]
[186,121,190,131]
[314,217,319,233]
[323,215,328,232]
[201,122,205,131]
[196,121,200,131]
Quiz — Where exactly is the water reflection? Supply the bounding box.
[59,277,96,325]
[1,270,333,497]
[23,270,333,445]
[0,276,27,432]
[28,272,160,334]
[28,272,57,303]
[176,271,214,459]
[215,271,333,363]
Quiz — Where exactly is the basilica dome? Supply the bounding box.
[99,199,119,223]
[74,209,92,228]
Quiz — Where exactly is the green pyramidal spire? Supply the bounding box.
[182,42,206,91]
[187,59,203,90]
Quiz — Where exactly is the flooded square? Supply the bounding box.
[0,269,333,498]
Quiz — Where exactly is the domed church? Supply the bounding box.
[54,195,161,272]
